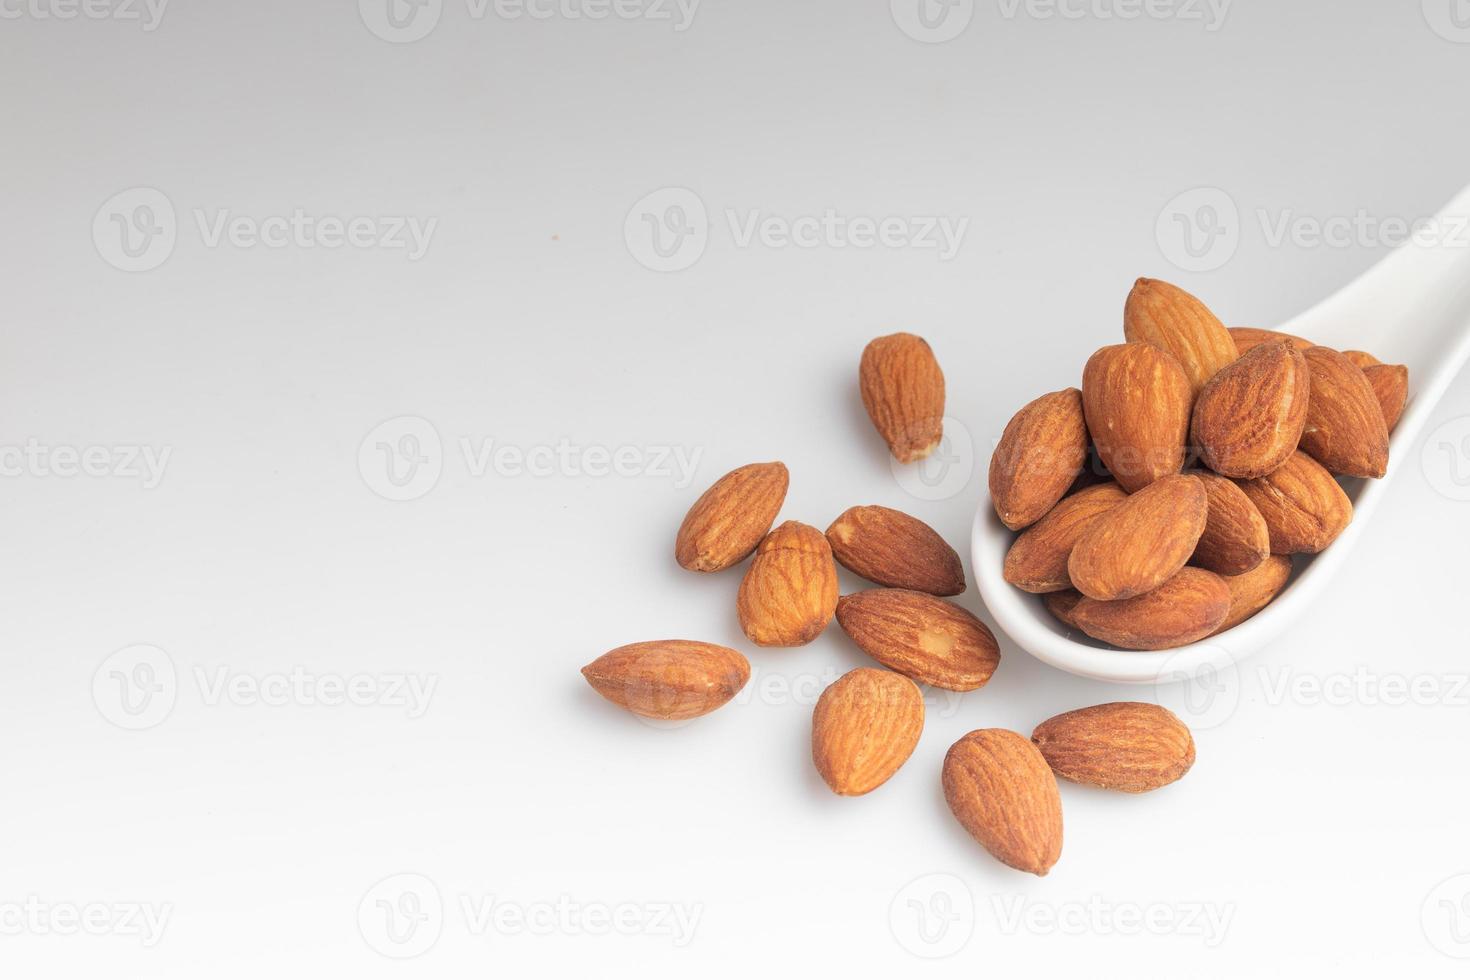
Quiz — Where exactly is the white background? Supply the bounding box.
[3,1,1470,976]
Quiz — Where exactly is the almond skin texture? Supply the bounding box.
[1237,451,1353,555]
[1341,350,1381,369]
[1230,326,1313,356]
[835,589,1000,692]
[860,333,945,464]
[675,462,789,572]
[1191,341,1311,479]
[1212,554,1293,634]
[1004,482,1128,593]
[1031,702,1195,793]
[1363,363,1409,432]
[737,522,839,647]
[582,641,750,720]
[1042,590,1084,630]
[1191,471,1269,576]
[989,388,1089,530]
[811,668,924,796]
[826,505,965,596]
[1124,278,1238,395]
[1070,567,1231,650]
[942,729,1063,876]
[1081,343,1193,493]
[1067,474,1208,601]
[1299,346,1390,478]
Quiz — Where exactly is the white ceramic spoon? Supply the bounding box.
[972,182,1470,684]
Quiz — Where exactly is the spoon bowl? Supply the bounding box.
[973,183,1470,684]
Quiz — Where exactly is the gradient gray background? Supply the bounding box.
[3,0,1470,975]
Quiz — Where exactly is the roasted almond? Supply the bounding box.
[1299,346,1390,478]
[859,333,945,464]
[1032,702,1195,793]
[1191,340,1311,478]
[1081,343,1193,493]
[1191,471,1269,576]
[989,388,1089,530]
[826,505,965,596]
[1229,326,1313,356]
[1042,590,1084,630]
[1212,554,1293,634]
[1363,363,1409,432]
[1124,278,1237,394]
[942,729,1063,876]
[737,521,839,646]
[675,462,788,572]
[811,668,924,796]
[582,640,750,720]
[1237,450,1353,555]
[1070,567,1231,650]
[835,589,1000,692]
[1004,482,1128,593]
[1067,474,1208,601]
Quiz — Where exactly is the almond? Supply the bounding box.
[1229,326,1313,355]
[1299,346,1390,478]
[581,641,751,720]
[1031,702,1195,793]
[1003,482,1128,593]
[675,462,789,572]
[1237,450,1353,555]
[1067,474,1208,601]
[1363,363,1409,432]
[1191,471,1269,576]
[859,333,945,463]
[1124,278,1238,394]
[1080,343,1193,493]
[988,388,1089,530]
[1212,554,1293,634]
[1342,350,1381,369]
[826,505,965,596]
[835,589,1000,692]
[811,668,924,796]
[737,521,839,646]
[1042,590,1084,630]
[1191,340,1311,478]
[942,729,1063,876]
[1070,567,1231,650]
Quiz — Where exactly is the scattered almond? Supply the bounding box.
[675,462,789,572]
[1123,278,1238,394]
[1067,474,1208,601]
[1004,482,1128,593]
[582,641,751,720]
[859,333,945,464]
[942,729,1064,876]
[737,521,839,646]
[1212,554,1293,634]
[1081,343,1193,493]
[811,668,924,796]
[1191,340,1310,479]
[1299,346,1390,478]
[1031,702,1195,793]
[1229,326,1313,355]
[1237,450,1353,555]
[988,388,1089,530]
[1070,567,1231,650]
[826,505,965,596]
[836,589,1000,692]
[1191,471,1269,576]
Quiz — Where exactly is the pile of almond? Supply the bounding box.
[994,278,1408,650]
